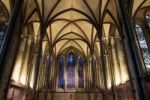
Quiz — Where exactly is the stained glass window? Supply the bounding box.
[135,25,150,69]
[58,56,65,89]
[78,56,84,88]
[67,52,76,89]
[57,52,85,90]
[146,15,150,28]
[0,23,7,54]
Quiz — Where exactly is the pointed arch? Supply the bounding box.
[57,55,65,89]
[77,56,84,88]
[135,24,150,71]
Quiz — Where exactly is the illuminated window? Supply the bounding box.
[146,15,150,28]
[57,52,85,91]
[58,55,65,89]
[78,56,84,88]
[0,23,7,54]
[67,52,76,89]
[135,24,150,69]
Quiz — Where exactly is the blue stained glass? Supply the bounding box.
[57,53,85,89]
[58,77,64,88]
[58,65,64,72]
[58,56,65,89]
[68,52,76,64]
[0,24,7,53]
[78,56,84,88]
[67,52,76,88]
[58,56,64,63]
[135,25,150,69]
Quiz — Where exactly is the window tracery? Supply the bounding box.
[135,24,150,69]
[58,55,65,89]
[67,52,76,89]
[57,52,85,91]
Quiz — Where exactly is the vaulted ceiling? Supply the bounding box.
[1,0,150,56]
[23,0,119,56]
[132,0,150,18]
[0,1,9,22]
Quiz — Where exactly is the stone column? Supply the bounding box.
[33,34,44,96]
[97,29,108,100]
[0,0,24,99]
[117,0,148,99]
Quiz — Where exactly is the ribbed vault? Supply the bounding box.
[0,0,150,100]
[2,0,150,99]
[20,0,121,58]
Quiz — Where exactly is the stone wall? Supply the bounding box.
[37,93,103,100]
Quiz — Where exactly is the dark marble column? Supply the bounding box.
[0,0,24,99]
[117,0,148,99]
